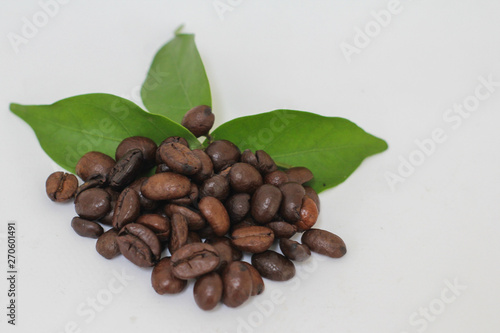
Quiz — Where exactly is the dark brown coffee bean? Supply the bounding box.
[74,188,111,220]
[160,142,201,175]
[181,105,215,138]
[115,136,157,170]
[151,257,187,294]
[231,217,257,233]
[193,272,222,311]
[255,150,278,174]
[285,167,313,184]
[141,173,191,201]
[136,214,170,242]
[293,196,319,232]
[170,243,220,279]
[99,200,115,226]
[251,184,282,224]
[264,170,289,187]
[196,225,217,239]
[222,261,253,308]
[187,231,202,244]
[117,223,161,267]
[240,149,258,166]
[199,174,230,201]
[304,186,320,212]
[301,229,346,258]
[170,182,199,206]
[71,217,104,238]
[127,177,159,211]
[279,238,311,262]
[112,188,141,230]
[198,197,230,237]
[251,250,295,281]
[241,262,265,296]
[231,226,274,253]
[164,204,206,231]
[156,136,189,165]
[225,193,251,223]
[191,149,214,183]
[95,228,120,259]
[228,163,263,194]
[169,213,189,254]
[265,221,297,239]
[75,151,115,183]
[205,140,241,172]
[205,237,242,271]
[279,182,306,222]
[75,178,104,197]
[109,149,144,190]
[46,172,78,202]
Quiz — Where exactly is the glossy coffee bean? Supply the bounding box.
[264,221,296,239]
[164,204,206,231]
[279,182,306,222]
[293,196,319,232]
[225,193,251,223]
[46,172,78,202]
[71,217,103,239]
[279,238,311,262]
[251,250,295,281]
[191,149,214,183]
[199,174,230,201]
[74,188,111,220]
[127,177,159,211]
[181,105,215,138]
[170,183,199,206]
[241,262,265,296]
[205,237,242,271]
[112,188,141,230]
[193,272,223,311]
[285,167,313,184]
[156,137,189,165]
[141,173,191,201]
[205,140,241,172]
[301,229,346,258]
[109,149,144,190]
[170,243,220,279]
[75,151,115,183]
[169,213,189,254]
[304,186,320,212]
[242,150,277,174]
[222,261,253,308]
[136,214,170,242]
[198,196,230,237]
[160,142,201,175]
[231,226,274,253]
[115,136,157,170]
[250,184,282,224]
[151,257,187,294]
[117,223,161,267]
[95,228,121,259]
[228,163,263,194]
[264,170,289,187]
[99,200,115,226]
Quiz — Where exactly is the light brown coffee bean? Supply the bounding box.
[241,262,265,296]
[112,188,140,230]
[198,196,230,237]
[170,243,220,279]
[160,142,201,175]
[169,213,189,254]
[231,226,274,253]
[193,272,223,311]
[136,214,170,242]
[151,257,187,294]
[164,204,206,231]
[293,196,319,232]
[46,172,78,202]
[96,228,120,259]
[141,173,191,201]
[222,261,253,308]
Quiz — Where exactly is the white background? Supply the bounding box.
[1,1,500,332]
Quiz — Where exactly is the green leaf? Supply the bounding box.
[10,93,200,173]
[209,110,388,193]
[141,29,211,124]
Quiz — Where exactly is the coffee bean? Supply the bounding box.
[117,223,161,267]
[251,184,282,224]
[71,217,104,238]
[231,217,257,233]
[264,170,289,187]
[160,142,201,175]
[187,231,202,244]
[46,172,78,202]
[170,182,199,206]
[264,221,297,239]
[136,214,170,242]
[198,197,230,237]
[112,188,141,230]
[193,272,222,311]
[231,226,274,253]
[127,177,159,211]
[241,262,265,296]
[205,237,242,271]
[96,228,120,259]
[301,229,346,258]
[205,140,241,172]
[279,238,311,262]
[109,149,144,190]
[164,204,206,231]
[251,250,295,281]
[115,136,157,170]
[228,163,263,194]
[170,243,220,279]
[181,105,215,138]
[285,167,313,184]
[222,261,253,308]
[242,150,277,175]
[199,174,230,201]
[191,149,214,183]
[75,151,115,183]
[279,182,305,222]
[293,196,319,232]
[141,172,191,201]
[99,200,115,226]
[74,188,111,220]
[225,193,251,223]
[151,257,187,294]
[304,186,320,212]
[155,163,171,173]
[169,213,189,254]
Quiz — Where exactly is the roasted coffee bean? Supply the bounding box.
[241,262,265,296]
[164,204,206,231]
[170,183,199,206]
[155,163,171,173]
[193,272,223,311]
[279,182,306,222]
[304,186,320,212]
[75,178,103,197]
[240,149,257,166]
[205,237,242,271]
[191,149,214,183]
[225,193,251,223]
[74,188,111,220]
[170,243,220,279]
[231,217,257,232]
[112,188,141,230]
[279,238,311,262]
[251,184,282,224]
[160,142,201,175]
[169,213,189,254]
[136,214,170,242]
[196,225,217,239]
[301,229,346,258]
[293,196,319,232]
[115,136,157,170]
[75,151,115,183]
[96,228,120,259]
[285,167,313,184]
[251,250,295,281]
[109,149,144,190]
[71,217,104,238]
[187,231,202,244]
[264,221,297,239]
[264,170,289,187]
[46,172,78,202]
[222,261,253,308]
[198,197,230,237]
[255,150,278,174]
[99,200,115,226]
[151,257,187,295]
[199,174,230,201]
[231,226,274,253]
[117,223,161,267]
[218,165,232,178]
[141,173,191,201]
[228,163,263,194]
[127,177,158,211]
[156,136,190,165]
[205,140,241,172]
[181,105,215,138]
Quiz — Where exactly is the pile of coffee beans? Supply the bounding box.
[45,105,346,310]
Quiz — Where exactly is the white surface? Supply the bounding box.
[1,1,500,332]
